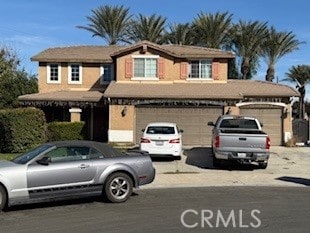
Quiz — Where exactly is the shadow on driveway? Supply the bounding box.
[276,176,310,186]
[184,146,257,171]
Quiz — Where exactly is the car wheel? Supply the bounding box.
[104,173,133,203]
[0,185,7,211]
[258,162,268,169]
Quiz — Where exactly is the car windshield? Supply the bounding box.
[220,119,259,129]
[12,144,53,164]
[146,126,175,134]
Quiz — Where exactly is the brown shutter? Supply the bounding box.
[180,62,188,79]
[212,62,220,80]
[158,58,165,79]
[125,58,133,78]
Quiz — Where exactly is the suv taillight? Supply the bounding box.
[169,138,180,143]
[214,136,220,148]
[266,136,271,150]
[140,138,151,143]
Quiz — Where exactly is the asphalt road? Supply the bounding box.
[0,187,309,233]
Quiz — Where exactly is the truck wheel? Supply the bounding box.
[258,162,268,169]
[103,172,133,203]
[0,185,7,211]
[213,156,221,168]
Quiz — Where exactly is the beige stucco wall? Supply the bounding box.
[38,63,103,93]
[115,50,229,83]
[109,105,135,130]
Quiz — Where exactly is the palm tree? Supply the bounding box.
[128,14,167,44]
[262,27,303,82]
[284,65,310,118]
[192,11,233,49]
[231,20,268,79]
[77,5,132,45]
[165,23,194,45]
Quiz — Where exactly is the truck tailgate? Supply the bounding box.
[219,131,268,152]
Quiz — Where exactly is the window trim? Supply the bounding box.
[68,63,82,84]
[100,63,114,84]
[132,55,159,80]
[47,63,61,84]
[187,59,212,80]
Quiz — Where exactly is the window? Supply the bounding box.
[146,126,175,135]
[100,64,114,83]
[133,56,158,79]
[47,63,61,83]
[68,63,82,84]
[189,60,212,79]
[45,146,95,163]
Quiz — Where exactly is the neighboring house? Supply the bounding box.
[19,41,299,146]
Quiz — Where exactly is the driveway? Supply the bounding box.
[143,146,310,188]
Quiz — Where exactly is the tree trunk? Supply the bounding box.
[266,64,275,82]
[241,57,250,80]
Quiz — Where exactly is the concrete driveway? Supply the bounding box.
[142,146,310,189]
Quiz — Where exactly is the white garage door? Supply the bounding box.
[135,107,223,145]
[240,107,283,145]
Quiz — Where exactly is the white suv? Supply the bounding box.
[140,122,183,160]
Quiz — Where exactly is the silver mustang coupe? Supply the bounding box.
[0,141,155,210]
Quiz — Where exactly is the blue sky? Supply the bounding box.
[0,0,309,99]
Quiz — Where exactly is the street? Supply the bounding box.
[0,186,309,233]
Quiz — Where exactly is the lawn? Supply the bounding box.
[0,153,19,161]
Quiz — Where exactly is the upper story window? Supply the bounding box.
[100,64,114,83]
[47,63,61,84]
[133,55,159,79]
[188,60,212,79]
[68,63,82,84]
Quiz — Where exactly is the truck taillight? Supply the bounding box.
[169,138,180,143]
[141,138,151,143]
[215,136,220,148]
[266,136,271,150]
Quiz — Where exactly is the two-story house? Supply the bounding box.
[19,41,299,145]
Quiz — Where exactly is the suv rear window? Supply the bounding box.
[146,126,175,134]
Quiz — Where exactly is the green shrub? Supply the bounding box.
[0,108,46,153]
[47,121,87,141]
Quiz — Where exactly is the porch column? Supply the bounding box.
[69,107,82,122]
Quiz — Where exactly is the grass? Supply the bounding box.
[0,153,19,161]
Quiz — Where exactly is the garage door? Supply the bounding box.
[240,107,283,145]
[135,107,223,145]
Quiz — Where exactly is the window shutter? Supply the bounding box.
[212,62,220,80]
[180,62,188,79]
[125,58,133,78]
[158,58,165,79]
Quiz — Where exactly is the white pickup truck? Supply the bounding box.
[208,115,270,169]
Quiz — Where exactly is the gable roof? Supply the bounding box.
[31,41,235,62]
[104,80,299,100]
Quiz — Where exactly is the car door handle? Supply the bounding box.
[78,164,90,169]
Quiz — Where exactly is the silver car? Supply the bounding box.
[0,141,155,211]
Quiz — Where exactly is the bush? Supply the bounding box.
[47,121,87,142]
[0,108,46,153]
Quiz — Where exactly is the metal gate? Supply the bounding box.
[293,119,309,143]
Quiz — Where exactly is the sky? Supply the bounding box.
[0,0,309,100]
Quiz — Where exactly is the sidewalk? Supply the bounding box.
[142,146,310,189]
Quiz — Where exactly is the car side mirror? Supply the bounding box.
[37,157,51,166]
[208,121,215,126]
[179,129,184,133]
[141,129,145,132]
